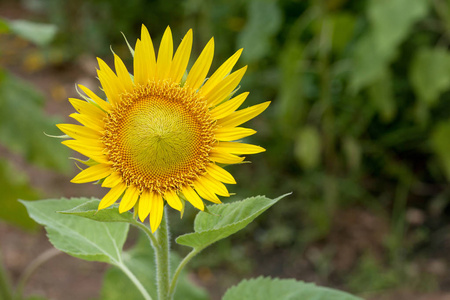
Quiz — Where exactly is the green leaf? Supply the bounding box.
[21,198,129,264]
[368,0,428,54]
[294,127,321,170]
[330,13,356,54]
[60,199,135,223]
[176,194,289,250]
[350,0,429,91]
[238,0,282,63]
[431,121,450,180]
[8,20,57,46]
[350,34,389,92]
[277,41,305,131]
[368,70,396,122]
[342,136,361,171]
[0,71,70,172]
[101,235,209,300]
[410,47,450,105]
[222,277,362,300]
[0,18,9,33]
[0,160,39,230]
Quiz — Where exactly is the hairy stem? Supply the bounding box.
[155,207,170,300]
[132,220,159,248]
[168,249,199,300]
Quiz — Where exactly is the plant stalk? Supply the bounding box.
[168,249,199,299]
[155,207,170,300]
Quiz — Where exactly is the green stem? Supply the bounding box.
[155,207,170,300]
[117,262,153,300]
[168,249,199,300]
[14,248,61,300]
[132,220,159,248]
[0,251,13,300]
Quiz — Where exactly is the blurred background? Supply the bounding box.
[1,0,450,299]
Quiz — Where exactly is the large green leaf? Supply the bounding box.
[0,70,70,172]
[21,198,129,264]
[0,160,39,229]
[101,235,209,300]
[176,194,288,250]
[410,47,450,105]
[7,19,57,46]
[60,199,135,223]
[222,277,362,300]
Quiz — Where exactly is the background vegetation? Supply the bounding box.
[2,0,450,299]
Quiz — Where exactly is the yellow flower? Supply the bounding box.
[58,25,270,232]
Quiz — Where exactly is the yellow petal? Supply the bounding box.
[119,185,140,213]
[138,24,157,82]
[201,174,229,197]
[114,54,133,93]
[209,92,249,120]
[102,171,123,188]
[169,29,192,83]
[134,40,146,85]
[200,48,243,96]
[138,189,152,222]
[150,193,164,233]
[164,190,182,211]
[156,26,173,80]
[78,84,112,112]
[206,164,236,184]
[69,98,106,119]
[204,66,247,107]
[70,113,104,132]
[57,124,101,141]
[209,150,245,164]
[214,142,265,155]
[98,182,127,210]
[185,38,214,90]
[218,101,270,128]
[97,58,122,106]
[62,140,108,164]
[71,163,112,183]
[215,127,256,141]
[193,178,221,204]
[182,185,204,211]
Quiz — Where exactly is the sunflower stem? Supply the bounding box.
[132,220,159,249]
[168,248,199,300]
[155,207,170,300]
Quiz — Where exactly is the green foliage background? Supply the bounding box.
[3,0,450,297]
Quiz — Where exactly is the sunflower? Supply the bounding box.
[58,25,270,232]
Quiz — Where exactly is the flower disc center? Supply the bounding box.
[103,81,215,193]
[121,98,199,176]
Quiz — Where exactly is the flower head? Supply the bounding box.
[58,25,270,232]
